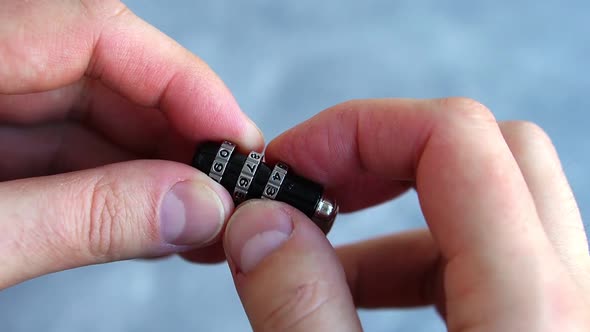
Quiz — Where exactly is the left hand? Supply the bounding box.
[0,0,263,289]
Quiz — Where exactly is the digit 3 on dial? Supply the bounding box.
[191,141,338,234]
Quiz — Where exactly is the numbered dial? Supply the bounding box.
[234,151,263,204]
[191,141,338,234]
[208,140,235,182]
[262,162,288,200]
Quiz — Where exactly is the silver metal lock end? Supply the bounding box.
[311,196,339,234]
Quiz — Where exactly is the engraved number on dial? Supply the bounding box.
[233,151,263,204]
[272,172,282,182]
[246,163,257,173]
[265,186,278,196]
[262,163,288,200]
[219,149,230,158]
[209,141,235,183]
[238,177,250,187]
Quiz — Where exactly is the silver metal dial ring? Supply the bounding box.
[262,162,289,200]
[233,151,264,204]
[208,141,236,183]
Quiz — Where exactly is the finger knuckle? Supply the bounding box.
[260,280,337,332]
[85,176,128,261]
[436,97,497,125]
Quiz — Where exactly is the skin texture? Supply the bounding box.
[0,0,263,288]
[1,1,588,331]
[224,99,590,331]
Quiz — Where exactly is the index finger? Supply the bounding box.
[0,1,262,149]
[266,98,553,260]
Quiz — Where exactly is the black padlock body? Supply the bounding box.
[192,142,321,217]
[191,141,336,234]
[275,172,322,218]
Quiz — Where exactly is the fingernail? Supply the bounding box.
[160,181,226,246]
[226,201,293,273]
[243,117,265,149]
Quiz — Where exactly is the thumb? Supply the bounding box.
[224,200,361,332]
[0,160,232,289]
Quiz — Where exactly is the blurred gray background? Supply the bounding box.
[1,0,589,331]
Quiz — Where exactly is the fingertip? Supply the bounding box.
[224,199,340,277]
[223,200,361,331]
[86,9,265,151]
[242,116,266,151]
[224,200,295,274]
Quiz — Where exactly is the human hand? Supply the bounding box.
[0,0,263,289]
[222,98,590,331]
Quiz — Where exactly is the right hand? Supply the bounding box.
[223,98,590,331]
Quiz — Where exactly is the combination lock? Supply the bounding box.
[191,141,338,234]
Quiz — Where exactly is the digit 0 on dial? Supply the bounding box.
[191,141,339,234]
[208,141,235,183]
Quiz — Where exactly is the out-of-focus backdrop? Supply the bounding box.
[1,1,588,331]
